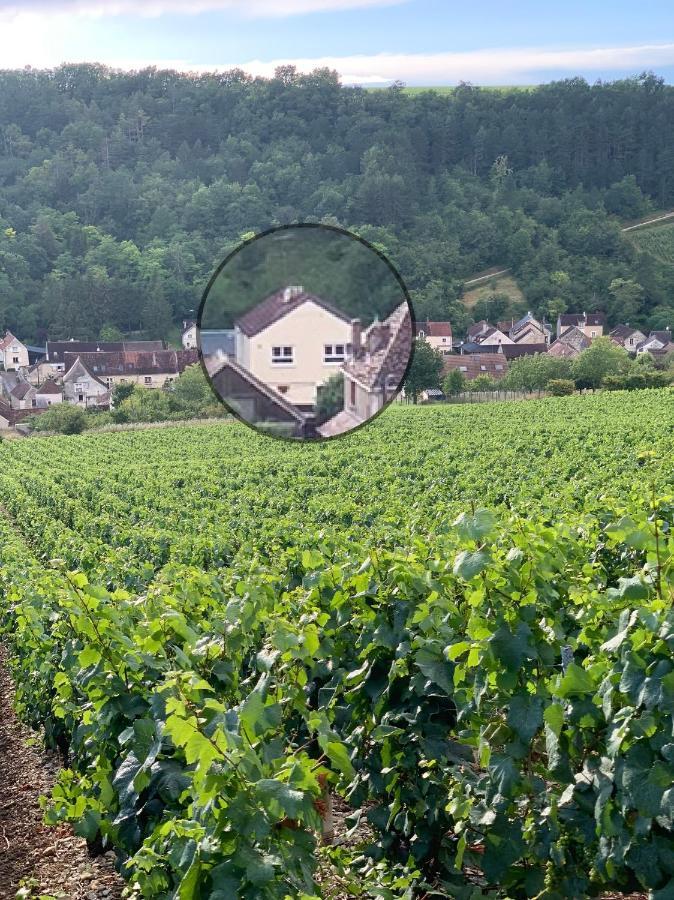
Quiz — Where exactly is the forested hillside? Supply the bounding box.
[1,64,673,343]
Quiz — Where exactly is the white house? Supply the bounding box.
[479,326,514,347]
[0,332,29,370]
[234,286,354,407]
[416,321,453,354]
[636,329,673,355]
[557,312,606,341]
[182,320,198,350]
[62,357,110,408]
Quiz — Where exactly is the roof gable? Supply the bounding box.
[235,288,353,338]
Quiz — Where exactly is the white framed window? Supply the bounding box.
[442,337,447,343]
[628,337,634,346]
[480,365,487,371]
[418,330,425,339]
[12,356,19,364]
[591,330,596,338]
[271,346,293,364]
[74,382,85,392]
[144,376,152,385]
[324,343,346,363]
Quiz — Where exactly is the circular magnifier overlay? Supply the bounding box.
[197,224,415,441]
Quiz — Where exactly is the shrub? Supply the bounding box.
[32,404,88,435]
[547,378,576,395]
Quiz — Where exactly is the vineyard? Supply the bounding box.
[0,389,673,899]
[629,221,674,265]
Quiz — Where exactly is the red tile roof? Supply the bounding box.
[235,287,352,338]
[417,320,452,337]
[36,379,63,395]
[442,353,508,380]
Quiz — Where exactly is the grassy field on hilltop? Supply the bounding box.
[0,390,673,898]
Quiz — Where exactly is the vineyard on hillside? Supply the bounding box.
[630,221,674,266]
[0,390,673,899]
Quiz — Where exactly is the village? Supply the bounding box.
[413,311,674,397]
[0,304,671,432]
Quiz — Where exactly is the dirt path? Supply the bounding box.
[0,644,125,900]
[621,210,674,232]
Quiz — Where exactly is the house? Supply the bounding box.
[421,388,445,402]
[35,379,64,408]
[26,359,58,387]
[458,341,500,355]
[510,312,552,345]
[636,329,674,357]
[0,332,30,370]
[609,324,647,351]
[234,286,354,408]
[63,357,111,408]
[209,356,316,439]
[557,312,606,340]
[548,326,591,358]
[62,349,199,390]
[9,381,36,410]
[319,302,412,436]
[182,320,198,350]
[498,343,549,360]
[442,353,508,381]
[416,321,453,354]
[467,320,492,342]
[478,326,514,347]
[45,339,167,376]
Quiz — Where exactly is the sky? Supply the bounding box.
[0,0,672,86]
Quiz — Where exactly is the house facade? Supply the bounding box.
[340,302,413,424]
[234,286,354,407]
[35,379,64,407]
[609,325,647,351]
[557,312,606,340]
[182,321,198,350]
[416,321,453,354]
[62,358,110,408]
[0,332,30,370]
[548,325,591,358]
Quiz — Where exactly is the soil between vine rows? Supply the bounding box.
[0,644,124,900]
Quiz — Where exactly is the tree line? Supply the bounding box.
[0,65,673,344]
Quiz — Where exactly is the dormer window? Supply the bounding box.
[271,346,293,364]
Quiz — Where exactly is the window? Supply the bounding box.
[74,382,85,392]
[496,364,504,371]
[629,337,634,346]
[442,337,447,343]
[31,399,36,408]
[591,330,596,338]
[277,385,289,394]
[350,380,356,406]
[418,330,425,339]
[271,346,293,364]
[56,364,64,371]
[78,394,84,402]
[459,366,468,372]
[324,343,346,363]
[12,356,19,364]
[480,365,487,371]
[144,376,152,385]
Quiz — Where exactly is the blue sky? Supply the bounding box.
[0,0,672,84]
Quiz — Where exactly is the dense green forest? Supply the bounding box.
[0,64,673,344]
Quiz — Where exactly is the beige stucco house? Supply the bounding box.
[0,332,29,370]
[234,286,354,407]
[416,321,453,354]
[557,312,605,340]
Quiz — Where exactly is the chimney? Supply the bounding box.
[350,318,362,355]
[282,285,304,303]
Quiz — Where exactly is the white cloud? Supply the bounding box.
[0,0,405,18]
[224,44,674,84]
